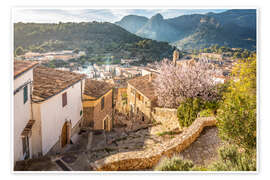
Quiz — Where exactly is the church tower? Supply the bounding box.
[173,49,179,66]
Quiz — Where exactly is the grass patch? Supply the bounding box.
[157,130,181,137]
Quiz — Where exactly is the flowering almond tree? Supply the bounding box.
[153,58,221,108]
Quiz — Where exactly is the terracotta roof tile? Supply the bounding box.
[128,74,157,104]
[14,60,38,78]
[84,79,113,99]
[32,66,85,102]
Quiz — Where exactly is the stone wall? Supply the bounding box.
[115,88,128,115]
[127,84,152,120]
[83,90,113,130]
[91,117,216,171]
[151,107,179,132]
[83,107,94,127]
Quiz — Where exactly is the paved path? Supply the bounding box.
[15,126,222,171]
[179,126,223,166]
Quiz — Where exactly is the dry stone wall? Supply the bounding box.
[91,117,217,171]
[151,107,179,132]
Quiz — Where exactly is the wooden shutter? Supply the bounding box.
[62,92,67,107]
[23,85,28,104]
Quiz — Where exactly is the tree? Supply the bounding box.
[72,48,80,54]
[15,46,24,56]
[153,59,221,108]
[217,55,256,149]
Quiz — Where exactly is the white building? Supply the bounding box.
[31,66,85,157]
[14,61,38,164]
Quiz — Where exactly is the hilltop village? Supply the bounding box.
[14,50,237,171]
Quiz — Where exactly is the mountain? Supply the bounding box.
[14,22,174,63]
[136,13,181,42]
[115,9,256,50]
[115,15,149,34]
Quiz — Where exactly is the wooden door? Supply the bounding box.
[61,122,68,147]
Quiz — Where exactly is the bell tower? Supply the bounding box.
[173,50,179,66]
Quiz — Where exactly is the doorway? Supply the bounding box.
[61,122,70,147]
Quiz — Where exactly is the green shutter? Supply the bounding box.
[23,85,28,104]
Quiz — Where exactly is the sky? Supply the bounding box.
[13,9,228,23]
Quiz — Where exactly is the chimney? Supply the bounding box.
[173,50,179,66]
[149,72,153,83]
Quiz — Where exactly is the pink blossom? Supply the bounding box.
[153,58,221,108]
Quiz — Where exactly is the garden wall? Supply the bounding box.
[151,107,179,132]
[90,117,217,171]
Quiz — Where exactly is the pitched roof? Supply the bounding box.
[84,79,113,99]
[32,66,85,102]
[14,60,38,79]
[127,74,157,104]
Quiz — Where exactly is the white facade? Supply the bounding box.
[14,69,34,163]
[32,80,85,155]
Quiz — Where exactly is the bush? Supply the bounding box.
[199,109,214,117]
[217,56,256,149]
[15,46,24,56]
[209,145,256,171]
[177,98,218,127]
[177,98,203,127]
[154,155,194,171]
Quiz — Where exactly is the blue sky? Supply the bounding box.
[13,9,228,23]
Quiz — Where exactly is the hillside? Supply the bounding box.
[14,22,175,63]
[115,9,256,50]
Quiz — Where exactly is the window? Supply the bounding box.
[23,85,28,104]
[103,119,107,130]
[62,92,67,107]
[101,97,105,110]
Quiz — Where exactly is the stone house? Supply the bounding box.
[127,73,180,131]
[14,60,38,164]
[82,79,113,131]
[127,73,158,123]
[115,87,128,114]
[31,66,85,156]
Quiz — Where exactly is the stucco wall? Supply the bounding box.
[31,103,42,158]
[35,81,84,155]
[91,117,216,171]
[14,69,33,163]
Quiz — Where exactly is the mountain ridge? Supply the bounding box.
[115,9,256,50]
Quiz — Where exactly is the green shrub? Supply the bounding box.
[191,166,210,171]
[209,145,256,171]
[177,98,219,127]
[154,155,194,171]
[199,109,214,117]
[177,98,203,127]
